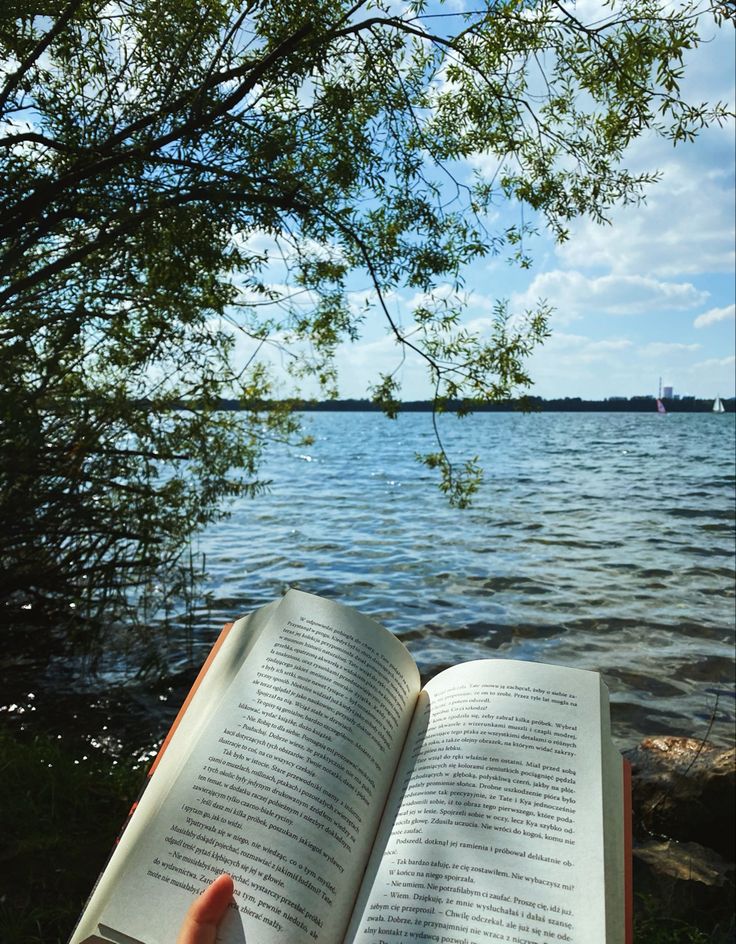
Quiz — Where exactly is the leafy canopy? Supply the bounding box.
[0,0,729,622]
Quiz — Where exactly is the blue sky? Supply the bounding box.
[4,4,732,402]
[231,7,734,402]
[319,10,736,402]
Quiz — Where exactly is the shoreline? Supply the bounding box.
[139,396,735,413]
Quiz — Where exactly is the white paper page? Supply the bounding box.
[71,601,278,944]
[96,590,420,944]
[345,659,623,944]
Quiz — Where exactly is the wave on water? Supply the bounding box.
[191,412,735,747]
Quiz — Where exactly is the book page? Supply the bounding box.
[71,600,279,944]
[345,659,625,944]
[94,590,420,944]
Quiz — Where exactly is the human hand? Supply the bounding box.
[176,873,234,944]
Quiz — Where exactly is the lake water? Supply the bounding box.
[3,410,734,758]
[191,410,736,749]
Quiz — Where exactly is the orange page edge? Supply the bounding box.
[623,757,633,944]
[147,621,234,778]
[122,621,234,829]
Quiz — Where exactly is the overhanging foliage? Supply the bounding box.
[0,0,729,623]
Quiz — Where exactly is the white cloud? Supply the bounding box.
[511,270,708,324]
[680,355,736,397]
[554,120,735,279]
[406,284,495,312]
[694,304,736,329]
[688,354,736,372]
[585,338,634,353]
[332,332,430,399]
[547,22,735,276]
[639,341,702,356]
[524,328,730,399]
[525,332,641,397]
[546,334,635,365]
[560,169,732,278]
[0,54,20,78]
[233,282,316,309]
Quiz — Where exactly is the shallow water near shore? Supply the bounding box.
[3,410,735,757]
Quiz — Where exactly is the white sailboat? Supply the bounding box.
[713,396,725,414]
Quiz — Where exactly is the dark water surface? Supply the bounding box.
[3,411,735,758]
[189,411,735,749]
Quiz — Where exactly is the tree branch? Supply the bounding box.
[0,0,87,115]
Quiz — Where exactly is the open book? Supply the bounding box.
[71,590,631,944]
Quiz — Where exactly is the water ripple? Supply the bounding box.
[190,411,736,748]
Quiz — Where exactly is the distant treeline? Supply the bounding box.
[195,396,733,413]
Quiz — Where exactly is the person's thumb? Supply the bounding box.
[176,873,234,944]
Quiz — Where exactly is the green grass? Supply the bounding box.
[0,727,144,944]
[634,891,735,944]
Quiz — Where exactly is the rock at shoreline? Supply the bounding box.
[633,839,733,888]
[632,839,734,935]
[626,735,735,859]
[626,736,735,934]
